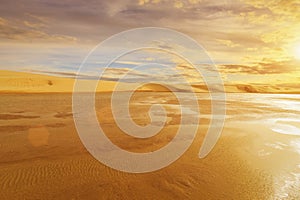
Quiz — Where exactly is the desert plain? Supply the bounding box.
[0,70,300,199]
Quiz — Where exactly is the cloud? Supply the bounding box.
[174,1,184,8]
[0,17,77,43]
[0,0,299,86]
[237,0,300,61]
[27,69,78,78]
[216,39,240,48]
[219,59,300,75]
[0,17,6,26]
[23,21,46,29]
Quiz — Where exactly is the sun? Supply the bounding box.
[294,44,300,60]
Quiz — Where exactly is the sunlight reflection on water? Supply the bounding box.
[227,94,300,198]
[138,93,300,198]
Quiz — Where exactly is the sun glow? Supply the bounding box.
[294,44,300,60]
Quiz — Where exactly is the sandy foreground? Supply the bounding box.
[0,70,300,199]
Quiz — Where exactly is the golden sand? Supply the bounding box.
[0,70,299,199]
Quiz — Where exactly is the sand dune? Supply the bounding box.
[0,70,116,93]
[0,70,202,93]
[1,70,299,94]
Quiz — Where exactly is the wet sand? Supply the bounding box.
[0,92,299,199]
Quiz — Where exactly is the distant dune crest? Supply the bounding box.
[0,70,299,94]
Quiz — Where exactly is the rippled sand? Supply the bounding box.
[0,93,299,199]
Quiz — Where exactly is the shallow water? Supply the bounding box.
[226,94,300,199]
[135,93,300,199]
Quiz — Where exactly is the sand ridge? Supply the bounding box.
[1,70,300,93]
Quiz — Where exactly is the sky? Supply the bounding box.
[0,0,300,85]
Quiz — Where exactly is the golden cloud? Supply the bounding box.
[219,58,300,75]
[0,17,6,26]
[0,17,77,43]
[216,39,240,48]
